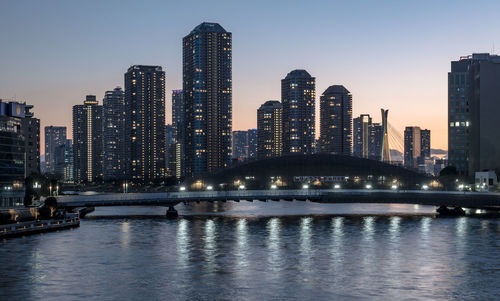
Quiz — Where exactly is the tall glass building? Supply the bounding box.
[44,126,66,175]
[183,22,232,176]
[72,95,103,183]
[103,87,126,181]
[319,85,352,155]
[281,70,315,155]
[257,100,282,159]
[448,53,500,176]
[125,65,166,182]
[0,101,26,207]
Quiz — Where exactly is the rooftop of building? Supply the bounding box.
[322,85,350,95]
[284,69,313,79]
[190,22,228,34]
[260,100,282,108]
[127,65,163,72]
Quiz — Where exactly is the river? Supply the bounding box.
[1,201,500,300]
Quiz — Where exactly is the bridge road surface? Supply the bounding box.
[57,189,500,210]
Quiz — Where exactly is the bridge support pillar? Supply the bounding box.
[166,206,178,218]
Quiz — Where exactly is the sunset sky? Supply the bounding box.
[1,0,500,153]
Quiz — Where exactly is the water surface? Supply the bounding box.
[1,202,500,300]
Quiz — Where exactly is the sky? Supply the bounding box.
[1,0,500,153]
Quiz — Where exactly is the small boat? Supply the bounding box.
[436,205,466,217]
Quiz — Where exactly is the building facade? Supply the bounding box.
[103,87,127,181]
[171,89,184,178]
[183,22,232,176]
[353,114,372,158]
[449,53,500,176]
[55,139,73,182]
[232,130,248,161]
[319,85,352,155]
[281,70,315,155]
[0,101,26,207]
[44,126,66,175]
[404,126,421,170]
[247,129,257,160]
[72,95,103,183]
[21,105,40,176]
[420,129,431,159]
[165,124,176,176]
[125,65,166,182]
[257,100,282,159]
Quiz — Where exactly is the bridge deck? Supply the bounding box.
[57,189,500,210]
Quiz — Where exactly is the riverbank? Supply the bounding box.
[0,214,80,239]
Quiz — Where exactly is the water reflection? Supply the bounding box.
[299,217,313,274]
[330,217,345,272]
[3,212,500,300]
[235,219,248,270]
[203,219,217,274]
[267,218,281,272]
[120,220,130,247]
[176,219,190,268]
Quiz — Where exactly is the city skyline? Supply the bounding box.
[2,1,500,152]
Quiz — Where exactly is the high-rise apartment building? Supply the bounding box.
[369,123,383,161]
[171,90,184,178]
[73,95,103,183]
[449,53,500,176]
[232,131,248,161]
[183,22,232,176]
[404,126,421,170]
[257,100,282,159]
[0,100,26,207]
[55,139,73,182]
[247,129,257,160]
[420,129,431,159]
[44,126,66,175]
[165,124,176,176]
[125,65,166,182]
[319,85,352,155]
[353,114,372,158]
[281,70,315,155]
[21,104,40,176]
[103,87,126,181]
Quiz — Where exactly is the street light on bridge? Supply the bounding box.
[179,186,186,192]
[302,184,309,189]
[270,184,277,189]
[206,185,213,191]
[238,185,246,190]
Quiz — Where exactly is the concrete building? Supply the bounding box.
[44,126,66,175]
[282,70,315,155]
[165,124,175,176]
[319,85,352,155]
[369,123,383,161]
[73,95,103,183]
[55,139,73,182]
[232,130,248,161]
[21,105,40,176]
[103,87,127,181]
[247,129,257,160]
[404,126,421,170]
[125,65,166,182]
[183,22,232,176]
[171,90,184,178]
[257,100,282,159]
[449,53,500,176]
[0,101,26,207]
[353,114,372,158]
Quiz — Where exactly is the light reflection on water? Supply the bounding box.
[2,203,500,300]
